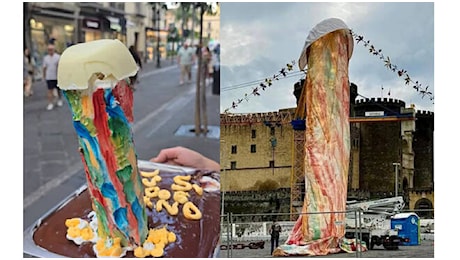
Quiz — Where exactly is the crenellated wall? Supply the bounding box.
[354,98,406,116]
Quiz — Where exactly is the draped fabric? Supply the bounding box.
[274,26,353,256]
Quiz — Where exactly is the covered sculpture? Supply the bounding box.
[274,18,355,256]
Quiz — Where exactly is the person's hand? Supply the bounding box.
[150,146,220,172]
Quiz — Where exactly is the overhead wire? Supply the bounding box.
[222,67,410,117]
[221,70,307,92]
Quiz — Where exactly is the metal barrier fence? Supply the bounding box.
[219,208,435,258]
[220,209,366,258]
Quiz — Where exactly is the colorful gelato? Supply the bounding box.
[57,39,147,255]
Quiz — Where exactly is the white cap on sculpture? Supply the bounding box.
[57,39,138,90]
[298,18,354,70]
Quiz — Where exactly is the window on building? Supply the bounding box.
[208,22,212,29]
[269,160,275,168]
[250,144,256,153]
[230,161,236,169]
[110,2,124,10]
[251,129,256,138]
[231,145,237,154]
[270,127,275,136]
[352,138,359,149]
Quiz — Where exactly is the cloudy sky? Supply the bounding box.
[219,2,435,114]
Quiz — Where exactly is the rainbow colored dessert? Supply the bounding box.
[57,39,147,255]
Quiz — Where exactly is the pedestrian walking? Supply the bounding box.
[129,45,142,90]
[269,219,282,255]
[42,44,63,110]
[23,51,28,94]
[24,47,35,97]
[201,46,213,82]
[177,41,195,85]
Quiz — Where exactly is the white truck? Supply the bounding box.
[345,196,409,250]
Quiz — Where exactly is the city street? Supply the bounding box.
[23,58,220,239]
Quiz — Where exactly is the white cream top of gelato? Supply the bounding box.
[57,39,138,90]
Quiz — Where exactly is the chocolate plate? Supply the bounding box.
[23,161,221,258]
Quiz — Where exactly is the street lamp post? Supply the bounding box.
[393,162,401,197]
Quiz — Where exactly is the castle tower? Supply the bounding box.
[353,98,411,197]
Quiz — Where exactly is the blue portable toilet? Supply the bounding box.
[391,213,420,246]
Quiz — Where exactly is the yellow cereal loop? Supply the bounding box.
[183,201,202,220]
[147,228,159,240]
[156,200,179,215]
[65,218,81,227]
[150,232,161,244]
[81,227,93,240]
[173,191,189,204]
[140,227,177,258]
[158,189,171,200]
[156,240,166,248]
[140,169,160,178]
[145,186,160,198]
[157,226,168,236]
[134,247,147,258]
[151,247,164,257]
[172,175,193,191]
[168,232,177,243]
[173,175,191,183]
[192,183,203,195]
[95,237,123,257]
[153,175,162,182]
[143,196,153,209]
[67,226,80,238]
[142,177,158,187]
[171,183,191,192]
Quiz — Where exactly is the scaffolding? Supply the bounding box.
[290,129,305,220]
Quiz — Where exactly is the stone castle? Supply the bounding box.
[220,82,434,222]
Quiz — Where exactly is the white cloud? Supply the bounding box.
[220,2,434,114]
[221,23,271,67]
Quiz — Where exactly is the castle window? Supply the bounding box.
[250,144,256,153]
[353,138,359,149]
[251,129,256,138]
[231,145,237,154]
[230,161,236,169]
[269,160,275,168]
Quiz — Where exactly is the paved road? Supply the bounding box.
[23,58,220,234]
[218,239,435,258]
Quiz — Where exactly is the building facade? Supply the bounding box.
[24,2,220,79]
[220,110,295,192]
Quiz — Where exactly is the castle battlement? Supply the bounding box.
[416,110,434,117]
[220,110,294,125]
[355,97,406,106]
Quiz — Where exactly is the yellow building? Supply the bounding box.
[203,4,220,42]
[220,110,294,192]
